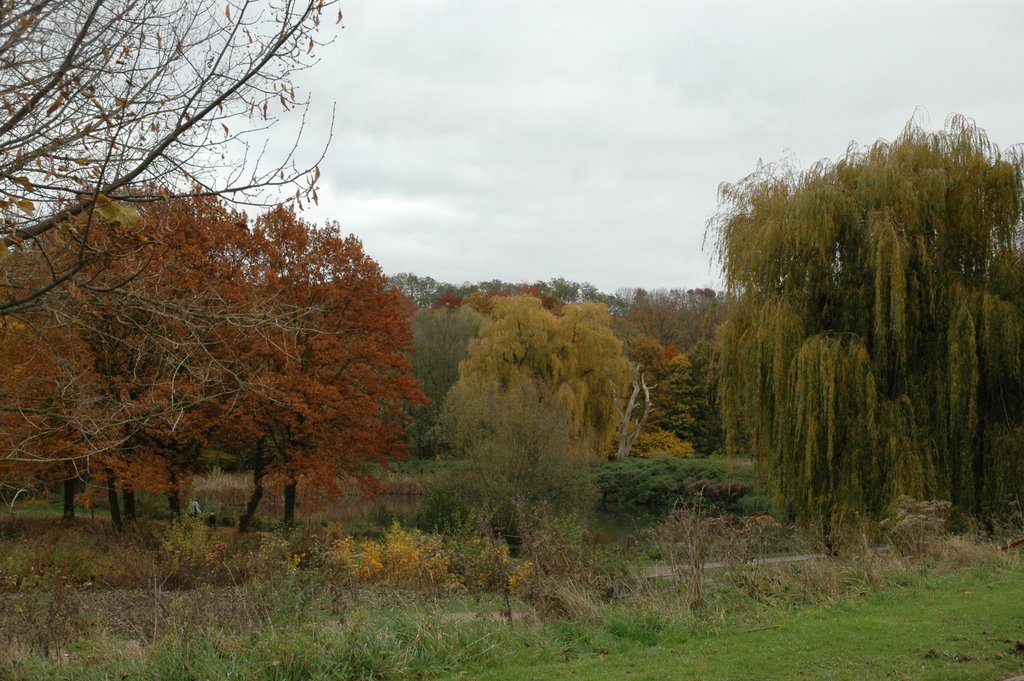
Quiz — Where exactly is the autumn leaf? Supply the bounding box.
[93,193,141,227]
[46,95,64,116]
[12,176,34,191]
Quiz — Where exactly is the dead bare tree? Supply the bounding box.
[0,0,338,313]
[608,359,654,460]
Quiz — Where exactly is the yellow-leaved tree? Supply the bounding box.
[456,296,629,457]
[441,295,629,529]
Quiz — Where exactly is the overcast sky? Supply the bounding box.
[290,0,1024,293]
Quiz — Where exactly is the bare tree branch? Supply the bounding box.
[0,0,336,311]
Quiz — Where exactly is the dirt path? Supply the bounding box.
[643,553,826,579]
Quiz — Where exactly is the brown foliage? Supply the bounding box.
[0,198,425,531]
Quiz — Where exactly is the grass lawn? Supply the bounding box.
[443,565,1024,681]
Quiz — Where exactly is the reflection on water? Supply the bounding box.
[304,494,423,530]
[316,494,662,545]
[316,496,666,545]
[195,472,665,544]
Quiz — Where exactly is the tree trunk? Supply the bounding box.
[609,360,654,460]
[283,481,297,526]
[62,478,76,520]
[239,472,264,533]
[123,489,136,523]
[238,439,266,533]
[106,469,123,533]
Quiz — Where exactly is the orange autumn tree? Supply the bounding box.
[2,198,425,529]
[42,195,268,529]
[0,309,105,517]
[239,207,425,529]
[0,209,163,525]
[103,196,262,521]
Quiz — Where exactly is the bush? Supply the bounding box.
[881,496,952,559]
[331,522,457,593]
[160,515,227,586]
[594,456,752,512]
[442,378,598,533]
[415,483,471,534]
[631,428,694,458]
[511,502,612,619]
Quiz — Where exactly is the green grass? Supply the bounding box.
[8,561,1024,680]
[2,501,112,520]
[443,565,1024,680]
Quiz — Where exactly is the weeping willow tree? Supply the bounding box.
[711,116,1024,525]
[455,295,630,457]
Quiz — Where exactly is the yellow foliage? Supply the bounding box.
[508,560,534,594]
[335,523,455,590]
[355,540,383,582]
[459,295,629,456]
[328,523,532,596]
[256,535,301,577]
[330,536,358,577]
[161,514,221,573]
[632,428,694,457]
[380,522,452,589]
[466,537,511,592]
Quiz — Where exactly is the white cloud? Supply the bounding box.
[286,0,1024,292]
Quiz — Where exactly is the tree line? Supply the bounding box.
[0,198,424,530]
[398,283,726,529]
[0,0,729,532]
[4,2,1017,536]
[0,201,728,531]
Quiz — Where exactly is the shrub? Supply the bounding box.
[510,502,611,619]
[644,507,711,610]
[160,515,227,586]
[631,428,694,458]
[331,523,457,593]
[687,480,750,510]
[881,496,952,559]
[415,483,471,534]
[442,379,599,533]
[594,456,752,512]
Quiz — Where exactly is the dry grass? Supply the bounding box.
[0,499,1018,675]
[191,473,423,527]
